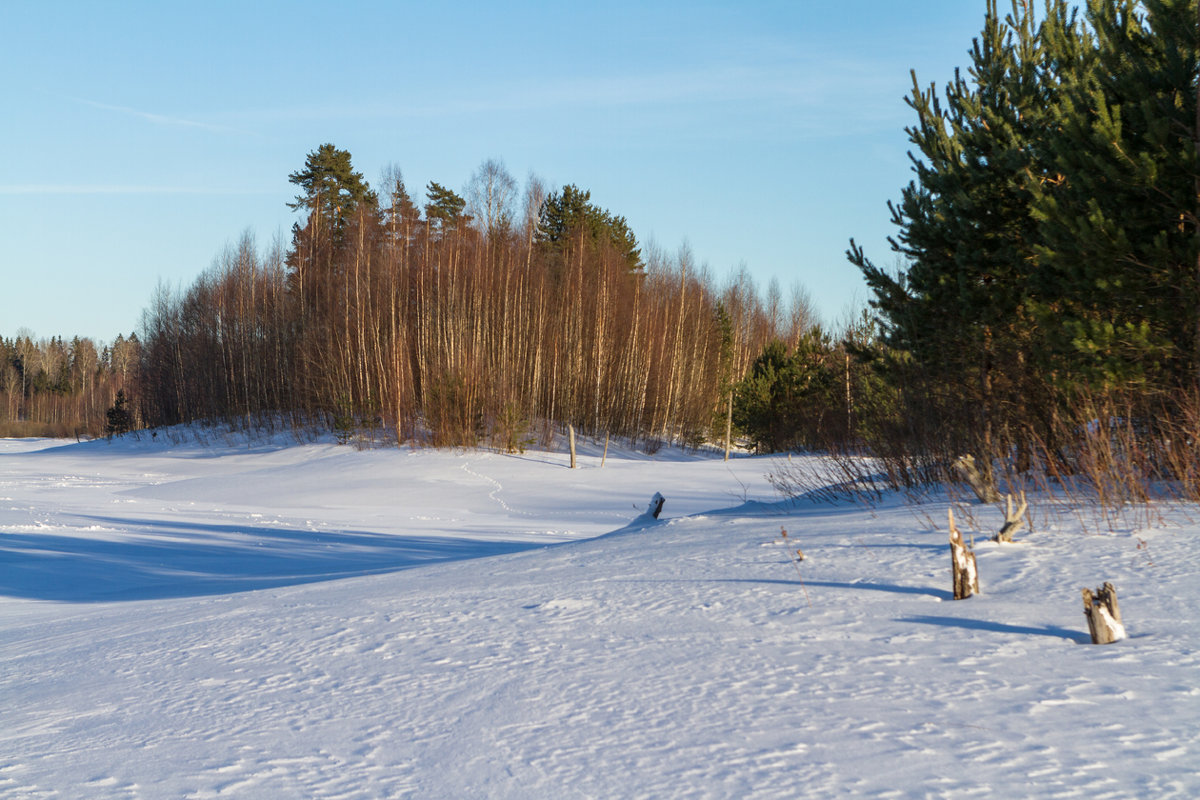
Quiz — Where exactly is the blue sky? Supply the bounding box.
[2,1,992,343]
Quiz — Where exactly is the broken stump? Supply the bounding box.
[1083,582,1126,644]
[646,492,665,519]
[948,508,980,600]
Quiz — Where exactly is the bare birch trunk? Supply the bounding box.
[724,390,733,461]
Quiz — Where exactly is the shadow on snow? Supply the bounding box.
[0,514,538,603]
[900,615,1091,643]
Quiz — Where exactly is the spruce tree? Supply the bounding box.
[105,389,133,438]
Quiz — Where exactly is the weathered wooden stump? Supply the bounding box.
[992,491,1029,543]
[1083,582,1126,644]
[948,508,980,599]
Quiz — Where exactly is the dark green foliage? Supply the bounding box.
[332,395,355,445]
[106,389,134,438]
[287,143,375,242]
[733,332,838,452]
[536,184,643,273]
[424,181,468,234]
[850,0,1054,466]
[850,0,1200,478]
[1029,0,1200,390]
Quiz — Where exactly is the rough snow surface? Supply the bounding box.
[2,433,1198,798]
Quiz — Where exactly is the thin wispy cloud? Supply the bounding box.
[239,57,902,127]
[73,98,248,135]
[0,185,273,195]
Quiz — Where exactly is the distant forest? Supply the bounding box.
[7,0,1200,502]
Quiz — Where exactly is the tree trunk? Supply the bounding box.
[1195,0,1200,392]
[1083,582,1126,644]
[948,508,980,599]
[568,424,577,469]
[724,390,733,462]
[953,454,1001,503]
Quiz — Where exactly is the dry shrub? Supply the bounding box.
[770,387,1200,533]
[0,420,81,439]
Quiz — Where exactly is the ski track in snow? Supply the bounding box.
[1,434,1198,798]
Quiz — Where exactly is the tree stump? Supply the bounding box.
[1082,582,1126,644]
[568,424,577,469]
[948,508,980,599]
[646,492,665,519]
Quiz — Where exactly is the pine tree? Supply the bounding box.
[287,143,375,244]
[424,181,468,237]
[535,184,642,274]
[849,0,1062,465]
[1029,0,1200,391]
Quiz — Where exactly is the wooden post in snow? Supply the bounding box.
[948,508,980,600]
[568,424,577,469]
[601,432,610,468]
[1083,582,1126,644]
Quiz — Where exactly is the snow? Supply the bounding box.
[2,432,1198,798]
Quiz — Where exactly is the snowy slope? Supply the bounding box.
[1,434,1198,798]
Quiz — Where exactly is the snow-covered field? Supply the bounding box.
[2,432,1198,799]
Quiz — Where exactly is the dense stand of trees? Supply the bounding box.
[847,0,1200,488]
[0,333,140,437]
[136,152,815,448]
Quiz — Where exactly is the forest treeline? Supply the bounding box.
[4,151,846,446]
[0,334,140,438]
[132,151,838,449]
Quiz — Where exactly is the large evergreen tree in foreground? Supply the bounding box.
[851,0,1200,473]
[1030,0,1200,391]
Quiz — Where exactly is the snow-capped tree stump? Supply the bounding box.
[992,491,1028,543]
[948,508,979,599]
[1083,582,1126,644]
[953,454,1001,503]
[646,492,665,519]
